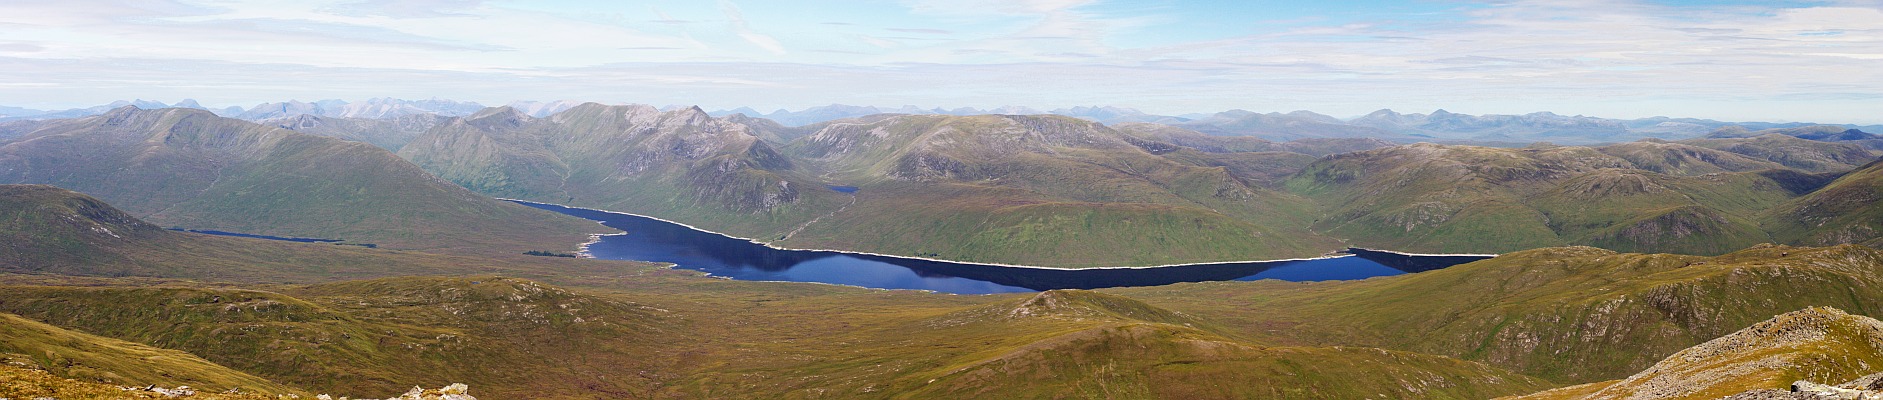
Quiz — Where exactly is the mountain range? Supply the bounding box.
[708,103,1883,145]
[389,103,1883,266]
[12,99,1881,147]
[0,107,604,254]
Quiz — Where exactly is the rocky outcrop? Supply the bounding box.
[1725,372,1883,399]
[318,384,475,400]
[1506,307,1883,399]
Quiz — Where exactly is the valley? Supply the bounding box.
[8,1,1882,398]
[3,178,1882,399]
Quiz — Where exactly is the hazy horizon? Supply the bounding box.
[2,0,1880,123]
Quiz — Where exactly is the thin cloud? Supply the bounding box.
[886,28,951,34]
[326,0,485,18]
[719,0,786,55]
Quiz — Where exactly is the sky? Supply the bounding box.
[0,0,1879,123]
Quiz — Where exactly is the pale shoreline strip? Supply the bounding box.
[508,199,1502,271]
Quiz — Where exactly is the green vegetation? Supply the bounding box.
[1282,141,1870,255]
[0,363,289,400]
[6,186,1883,398]
[398,104,849,241]
[0,107,607,255]
[1111,243,1883,384]
[0,312,300,395]
[1762,158,1883,248]
[396,106,1883,266]
[1508,307,1883,399]
[524,250,578,257]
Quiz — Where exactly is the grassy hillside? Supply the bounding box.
[0,278,673,398]
[0,312,300,395]
[1284,142,1807,255]
[1508,307,1883,400]
[889,290,1548,399]
[1112,243,1883,384]
[0,363,288,400]
[0,108,605,254]
[1762,158,1883,248]
[0,275,1554,400]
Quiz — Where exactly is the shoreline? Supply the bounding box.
[509,199,1503,271]
[1346,247,1501,257]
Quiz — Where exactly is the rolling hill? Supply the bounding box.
[0,108,605,254]
[1281,141,1873,255]
[1762,158,1883,248]
[1113,243,1883,384]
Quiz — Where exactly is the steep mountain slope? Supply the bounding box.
[263,113,450,151]
[1114,243,1883,384]
[0,312,300,395]
[0,109,603,253]
[778,113,1340,266]
[1508,307,1883,400]
[399,103,847,239]
[1762,159,1883,247]
[1284,143,1802,254]
[0,184,651,283]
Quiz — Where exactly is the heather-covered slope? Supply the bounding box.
[1508,307,1883,400]
[0,108,604,254]
[894,290,1549,399]
[1113,244,1883,384]
[0,278,673,398]
[0,312,300,395]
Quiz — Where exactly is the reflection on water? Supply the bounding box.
[516,201,1493,294]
